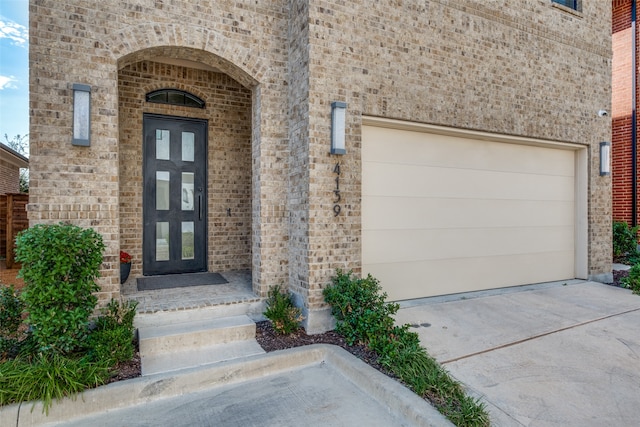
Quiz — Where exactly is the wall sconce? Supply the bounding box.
[600,141,610,176]
[330,101,347,155]
[72,83,91,146]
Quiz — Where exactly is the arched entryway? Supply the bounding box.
[117,47,254,288]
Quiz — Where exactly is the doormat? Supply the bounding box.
[137,272,228,291]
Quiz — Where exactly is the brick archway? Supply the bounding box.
[117,50,254,284]
[104,23,264,88]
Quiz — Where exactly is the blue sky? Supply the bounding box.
[0,0,29,144]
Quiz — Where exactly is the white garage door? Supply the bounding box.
[362,121,580,301]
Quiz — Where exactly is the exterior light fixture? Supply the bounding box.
[330,101,347,155]
[72,83,91,146]
[600,141,611,176]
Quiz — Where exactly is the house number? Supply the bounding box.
[333,162,341,216]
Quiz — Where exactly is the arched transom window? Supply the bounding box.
[145,89,206,109]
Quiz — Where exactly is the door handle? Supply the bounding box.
[198,194,203,220]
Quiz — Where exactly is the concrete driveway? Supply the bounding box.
[396,280,640,427]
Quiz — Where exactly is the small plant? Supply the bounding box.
[613,221,640,261]
[15,223,106,355]
[0,285,25,360]
[86,299,138,365]
[621,264,640,295]
[264,284,303,335]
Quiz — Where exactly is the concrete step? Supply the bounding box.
[141,340,265,375]
[134,300,266,329]
[138,314,265,375]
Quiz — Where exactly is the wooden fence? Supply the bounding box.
[0,193,29,268]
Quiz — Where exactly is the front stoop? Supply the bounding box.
[138,314,265,375]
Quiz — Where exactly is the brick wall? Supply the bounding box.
[0,158,20,195]
[612,0,638,225]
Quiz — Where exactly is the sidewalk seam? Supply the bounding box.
[441,307,640,364]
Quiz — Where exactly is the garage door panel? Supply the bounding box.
[363,197,574,230]
[366,253,575,301]
[362,123,577,300]
[363,162,575,201]
[363,127,576,177]
[363,227,574,264]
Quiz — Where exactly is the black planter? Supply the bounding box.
[120,262,132,284]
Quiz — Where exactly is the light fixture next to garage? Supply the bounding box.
[600,141,611,176]
[331,101,347,155]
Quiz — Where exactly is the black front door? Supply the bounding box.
[143,114,207,275]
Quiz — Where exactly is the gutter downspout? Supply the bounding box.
[632,0,638,226]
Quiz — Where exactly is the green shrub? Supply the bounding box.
[323,270,490,427]
[613,221,639,260]
[86,299,138,365]
[0,285,25,359]
[621,264,640,295]
[0,298,138,412]
[264,284,303,335]
[323,270,399,347]
[15,223,106,355]
[0,353,110,414]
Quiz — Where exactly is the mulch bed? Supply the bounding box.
[105,347,141,384]
[107,321,391,384]
[254,321,389,374]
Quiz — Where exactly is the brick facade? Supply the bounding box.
[30,0,612,332]
[612,0,638,225]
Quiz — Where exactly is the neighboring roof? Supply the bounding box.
[0,143,29,168]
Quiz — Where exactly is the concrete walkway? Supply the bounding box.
[396,280,640,427]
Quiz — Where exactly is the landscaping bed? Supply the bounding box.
[255,320,387,373]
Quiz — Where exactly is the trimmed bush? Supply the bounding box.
[15,223,105,355]
[613,221,639,261]
[323,270,399,347]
